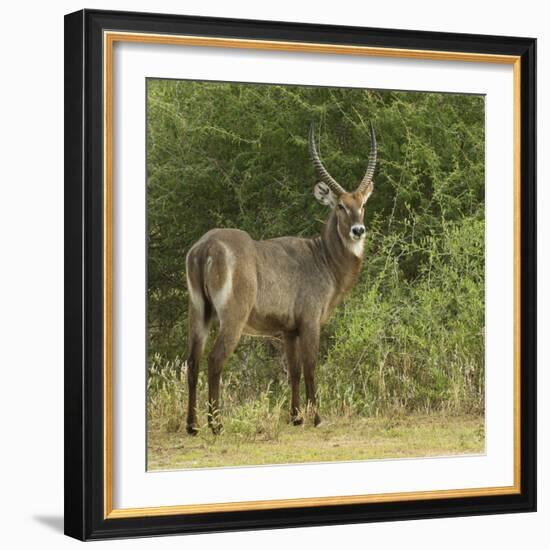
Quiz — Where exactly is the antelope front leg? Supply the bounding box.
[284,332,303,425]
[300,323,322,427]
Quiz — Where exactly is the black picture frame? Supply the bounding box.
[64,8,537,541]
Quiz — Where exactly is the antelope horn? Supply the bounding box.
[309,123,346,197]
[356,122,377,194]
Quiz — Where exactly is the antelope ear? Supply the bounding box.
[314,182,337,208]
[361,181,374,204]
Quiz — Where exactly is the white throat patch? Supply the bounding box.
[347,237,365,258]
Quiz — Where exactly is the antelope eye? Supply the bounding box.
[338,204,346,211]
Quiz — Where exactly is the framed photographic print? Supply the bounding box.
[64,9,536,540]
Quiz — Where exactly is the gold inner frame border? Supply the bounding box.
[102,30,522,519]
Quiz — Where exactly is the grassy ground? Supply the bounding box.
[147,414,485,471]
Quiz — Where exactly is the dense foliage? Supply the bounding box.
[147,79,485,427]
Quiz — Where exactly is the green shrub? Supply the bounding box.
[146,81,485,431]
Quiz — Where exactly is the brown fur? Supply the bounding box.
[184,186,373,434]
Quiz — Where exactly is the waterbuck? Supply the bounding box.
[185,123,377,434]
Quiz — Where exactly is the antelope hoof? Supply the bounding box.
[313,414,322,427]
[186,424,199,436]
[291,416,304,426]
[209,422,223,435]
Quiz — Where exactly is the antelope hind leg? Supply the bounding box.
[185,278,212,436]
[207,321,246,435]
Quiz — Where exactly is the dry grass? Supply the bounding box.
[147,413,484,470]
